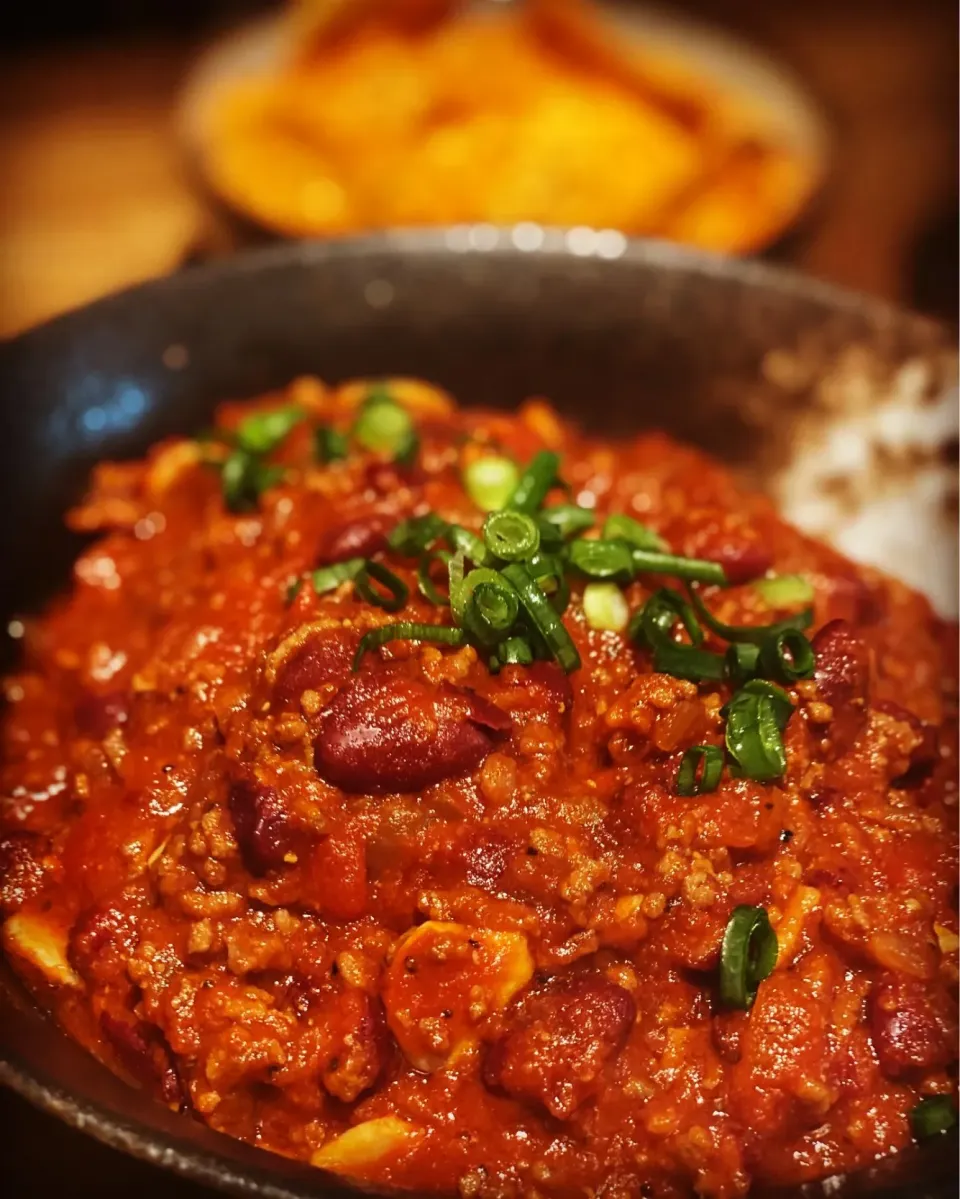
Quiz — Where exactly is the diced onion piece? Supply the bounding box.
[773,885,822,968]
[311,1116,420,1173]
[3,911,81,988]
[582,582,629,632]
[383,921,534,1071]
[934,922,959,955]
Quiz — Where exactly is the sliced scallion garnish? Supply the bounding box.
[463,578,520,646]
[630,588,726,683]
[354,561,409,612]
[353,390,418,464]
[675,744,724,797]
[603,513,667,552]
[388,513,448,557]
[720,905,778,1009]
[353,623,466,670]
[314,425,348,464]
[629,549,727,585]
[539,503,595,539]
[497,636,534,666]
[235,405,304,456]
[500,562,581,674]
[910,1096,958,1140]
[417,550,451,606]
[463,455,519,511]
[448,524,492,567]
[758,628,815,683]
[569,538,635,583]
[722,679,793,782]
[688,586,812,645]
[508,450,561,514]
[312,558,365,595]
[582,582,629,632]
[221,450,284,513]
[482,510,541,562]
[724,642,761,686]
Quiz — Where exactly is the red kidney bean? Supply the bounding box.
[273,630,356,706]
[869,975,957,1078]
[74,690,129,740]
[228,779,299,876]
[704,540,773,585]
[483,973,636,1119]
[812,619,871,758]
[314,672,511,794]
[0,832,47,913]
[320,990,390,1103]
[100,1011,187,1110]
[317,516,390,564]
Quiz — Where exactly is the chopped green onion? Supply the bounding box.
[463,579,520,646]
[725,642,761,686]
[353,392,418,463]
[528,552,570,615]
[235,405,304,456]
[354,561,409,612]
[688,586,813,645]
[722,680,794,782]
[448,524,492,567]
[631,587,703,647]
[483,510,541,562]
[582,582,629,632]
[720,905,778,1009]
[314,425,348,463]
[388,513,448,557]
[540,504,595,539]
[353,623,466,670]
[417,550,451,606]
[676,745,724,797]
[630,588,725,682]
[755,574,815,608]
[450,567,503,625]
[221,451,284,513]
[569,538,635,583]
[463,455,519,511]
[497,636,534,667]
[312,558,365,595]
[508,451,561,513]
[630,549,727,585]
[285,576,303,605]
[910,1096,958,1140]
[603,513,668,552]
[758,628,816,683]
[500,562,581,674]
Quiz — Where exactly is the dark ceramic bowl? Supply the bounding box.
[0,231,956,1199]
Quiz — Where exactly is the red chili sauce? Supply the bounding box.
[1,377,956,1198]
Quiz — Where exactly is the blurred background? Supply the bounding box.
[0,0,957,1191]
[1,0,957,340]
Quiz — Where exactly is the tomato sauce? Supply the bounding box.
[1,377,956,1198]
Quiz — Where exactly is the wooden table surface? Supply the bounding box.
[0,2,956,337]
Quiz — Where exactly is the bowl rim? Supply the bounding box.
[3,227,948,349]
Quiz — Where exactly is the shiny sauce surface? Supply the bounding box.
[1,378,956,1198]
